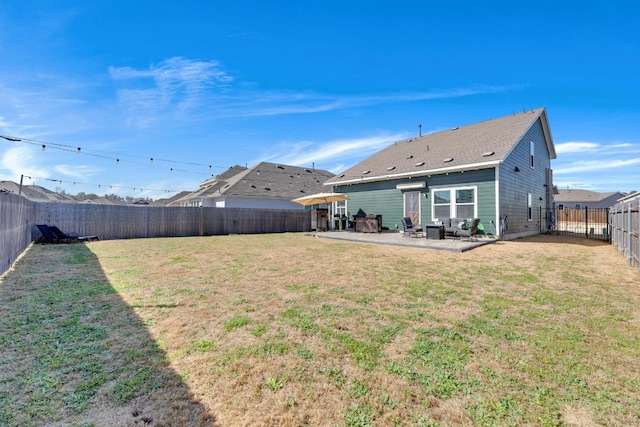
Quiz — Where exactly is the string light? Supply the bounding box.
[22,175,185,194]
[1,134,226,174]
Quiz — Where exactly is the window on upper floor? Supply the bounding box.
[530,140,535,169]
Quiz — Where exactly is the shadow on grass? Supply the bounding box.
[511,233,612,247]
[0,243,216,427]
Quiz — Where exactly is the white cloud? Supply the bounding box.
[52,164,103,180]
[555,141,601,154]
[262,133,408,169]
[109,58,521,124]
[554,158,640,174]
[109,57,235,126]
[555,141,637,155]
[0,146,50,181]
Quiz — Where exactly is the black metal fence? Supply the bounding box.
[540,207,611,241]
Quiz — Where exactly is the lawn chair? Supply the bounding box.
[454,218,481,241]
[49,225,99,242]
[36,224,62,243]
[401,217,423,238]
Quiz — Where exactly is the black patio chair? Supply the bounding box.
[36,224,62,243]
[401,217,423,238]
[50,225,99,242]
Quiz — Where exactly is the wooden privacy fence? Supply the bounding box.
[32,203,311,240]
[0,193,35,275]
[0,196,312,276]
[610,198,640,273]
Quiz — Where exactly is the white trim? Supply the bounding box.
[431,185,478,219]
[325,160,501,186]
[396,182,426,190]
[495,165,500,234]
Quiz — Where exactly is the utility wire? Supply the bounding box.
[1,134,228,175]
[22,174,184,195]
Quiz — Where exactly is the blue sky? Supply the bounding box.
[1,1,638,198]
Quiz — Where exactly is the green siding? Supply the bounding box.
[499,118,552,236]
[335,168,496,231]
[425,169,496,230]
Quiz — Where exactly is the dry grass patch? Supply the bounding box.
[1,233,639,426]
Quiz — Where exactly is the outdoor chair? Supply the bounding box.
[37,224,99,243]
[50,225,99,242]
[36,224,62,243]
[401,217,423,238]
[454,218,481,241]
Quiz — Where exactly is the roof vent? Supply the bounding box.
[264,187,271,191]
[443,157,454,163]
[251,185,256,188]
[482,151,495,157]
[387,166,396,171]
[362,170,370,175]
[277,165,285,169]
[338,174,345,178]
[406,155,414,159]
[452,127,459,131]
[305,169,312,173]
[415,161,425,167]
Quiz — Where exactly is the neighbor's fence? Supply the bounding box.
[0,199,312,276]
[540,207,610,241]
[610,198,639,273]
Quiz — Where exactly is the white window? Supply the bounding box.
[527,193,533,221]
[432,186,477,219]
[530,140,535,169]
[334,200,347,217]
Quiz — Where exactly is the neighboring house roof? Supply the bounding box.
[174,162,334,205]
[150,191,193,207]
[617,191,640,203]
[325,108,554,186]
[555,189,625,204]
[0,180,76,202]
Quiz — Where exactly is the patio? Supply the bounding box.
[312,229,497,252]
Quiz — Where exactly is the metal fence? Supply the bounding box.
[540,207,611,241]
[610,198,640,272]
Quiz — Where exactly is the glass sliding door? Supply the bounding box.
[404,191,421,227]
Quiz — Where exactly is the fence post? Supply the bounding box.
[584,206,589,239]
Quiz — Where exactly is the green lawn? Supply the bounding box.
[1,233,639,426]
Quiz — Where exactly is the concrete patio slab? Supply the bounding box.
[311,230,497,252]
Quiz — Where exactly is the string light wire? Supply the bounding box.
[0,134,226,175]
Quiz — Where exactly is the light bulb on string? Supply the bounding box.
[41,145,46,151]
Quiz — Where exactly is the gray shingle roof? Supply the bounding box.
[555,189,624,203]
[176,162,334,204]
[0,181,76,202]
[325,108,554,186]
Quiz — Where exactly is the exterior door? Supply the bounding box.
[404,191,421,227]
